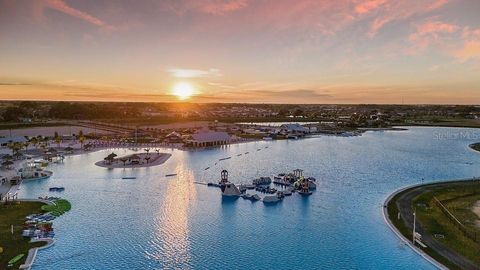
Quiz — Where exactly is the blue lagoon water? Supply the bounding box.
[18,127,480,269]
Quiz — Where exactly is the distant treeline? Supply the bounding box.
[0,100,479,122]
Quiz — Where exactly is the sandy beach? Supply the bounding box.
[473,200,480,228]
[94,152,172,169]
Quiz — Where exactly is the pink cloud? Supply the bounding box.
[366,0,450,37]
[30,0,115,31]
[408,20,459,51]
[354,0,387,14]
[164,0,248,16]
[199,0,248,15]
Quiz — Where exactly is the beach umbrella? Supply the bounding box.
[2,160,14,168]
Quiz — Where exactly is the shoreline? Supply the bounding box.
[17,199,60,270]
[382,183,448,270]
[383,179,480,270]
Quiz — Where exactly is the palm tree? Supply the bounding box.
[104,152,117,164]
[155,149,160,155]
[55,137,61,148]
[144,148,150,155]
[24,141,30,153]
[1,160,14,169]
[29,136,38,150]
[144,156,151,164]
[6,141,15,155]
[120,158,128,166]
[7,142,22,156]
[79,136,85,149]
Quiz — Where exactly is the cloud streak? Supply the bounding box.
[167,68,222,78]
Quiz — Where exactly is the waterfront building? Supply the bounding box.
[189,131,231,147]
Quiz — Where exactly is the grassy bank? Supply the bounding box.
[0,201,47,269]
[387,181,480,269]
[413,184,480,266]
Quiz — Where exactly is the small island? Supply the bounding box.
[470,143,480,152]
[95,151,171,169]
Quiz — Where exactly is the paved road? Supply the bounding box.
[393,181,480,270]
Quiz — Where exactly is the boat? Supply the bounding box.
[8,254,25,267]
[204,167,210,170]
[263,137,273,141]
[18,163,53,181]
[245,152,249,154]
[33,159,49,167]
[165,174,177,177]
[219,157,231,161]
[122,177,136,179]
[236,154,242,156]
[49,187,65,192]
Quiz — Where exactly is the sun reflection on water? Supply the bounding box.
[146,162,197,268]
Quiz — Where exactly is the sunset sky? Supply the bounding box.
[1,0,480,104]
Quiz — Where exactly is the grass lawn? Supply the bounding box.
[0,201,47,269]
[412,184,480,266]
[41,199,71,217]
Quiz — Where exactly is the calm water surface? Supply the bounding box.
[18,127,480,269]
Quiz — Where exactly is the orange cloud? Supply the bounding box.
[454,27,480,62]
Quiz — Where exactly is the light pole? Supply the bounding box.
[412,209,416,245]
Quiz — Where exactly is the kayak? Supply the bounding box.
[8,254,25,265]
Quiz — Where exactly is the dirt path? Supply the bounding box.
[473,200,480,229]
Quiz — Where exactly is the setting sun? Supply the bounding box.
[172,82,194,100]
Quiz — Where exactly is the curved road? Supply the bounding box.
[386,180,480,270]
